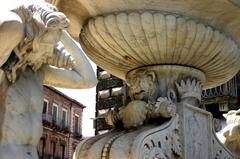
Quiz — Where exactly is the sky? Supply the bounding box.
[57,60,97,137]
[3,0,97,137]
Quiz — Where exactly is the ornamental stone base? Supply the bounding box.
[74,103,233,159]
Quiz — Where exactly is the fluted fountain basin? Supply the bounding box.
[79,11,240,88]
[58,2,240,88]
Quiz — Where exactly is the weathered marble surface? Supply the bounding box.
[74,104,233,159]
[46,0,240,158]
[0,69,43,159]
[0,2,97,159]
[47,0,240,89]
[218,109,240,159]
[79,11,240,89]
[105,65,203,129]
[50,0,240,46]
[60,0,240,158]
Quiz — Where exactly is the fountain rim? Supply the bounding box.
[126,64,206,84]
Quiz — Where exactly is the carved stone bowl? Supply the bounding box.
[80,11,240,88]
[67,0,240,89]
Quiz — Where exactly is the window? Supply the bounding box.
[99,71,111,80]
[52,104,58,123]
[62,109,67,128]
[99,90,110,99]
[43,99,48,114]
[61,145,65,159]
[112,87,123,96]
[74,114,79,133]
[98,109,108,115]
[50,141,56,159]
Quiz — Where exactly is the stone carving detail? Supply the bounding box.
[218,109,240,158]
[212,137,233,159]
[181,104,234,159]
[150,96,177,118]
[136,115,182,159]
[80,11,240,88]
[3,3,69,82]
[101,133,124,159]
[186,112,207,158]
[0,2,96,159]
[105,70,177,129]
[74,114,182,159]
[106,98,177,129]
[175,79,202,104]
[72,1,240,158]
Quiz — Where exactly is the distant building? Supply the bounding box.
[202,72,240,131]
[94,67,128,135]
[37,86,85,159]
[95,67,240,134]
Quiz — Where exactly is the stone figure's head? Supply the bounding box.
[127,70,159,103]
[5,2,70,82]
[25,3,70,69]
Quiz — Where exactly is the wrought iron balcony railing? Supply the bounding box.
[42,114,70,133]
[94,117,113,131]
[97,95,123,110]
[97,77,124,91]
[202,75,238,99]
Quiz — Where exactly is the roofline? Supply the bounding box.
[44,86,86,108]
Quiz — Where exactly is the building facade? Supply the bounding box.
[94,67,128,135]
[95,68,240,134]
[202,73,240,131]
[37,86,85,159]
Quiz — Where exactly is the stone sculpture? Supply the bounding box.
[0,2,97,159]
[218,109,240,158]
[49,0,240,158]
[105,69,177,129]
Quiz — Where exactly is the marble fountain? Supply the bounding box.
[55,0,240,158]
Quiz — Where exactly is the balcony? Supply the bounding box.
[42,114,70,134]
[94,118,113,131]
[202,75,238,99]
[97,77,124,91]
[201,75,240,110]
[72,132,82,139]
[97,96,123,110]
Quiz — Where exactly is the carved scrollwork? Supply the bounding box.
[149,97,176,118]
[212,137,233,159]
[147,147,166,159]
[136,115,182,159]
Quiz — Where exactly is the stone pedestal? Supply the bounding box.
[74,103,233,159]
[179,104,233,159]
